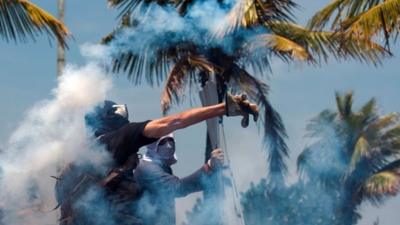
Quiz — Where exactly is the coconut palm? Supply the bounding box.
[0,0,69,47]
[104,0,389,187]
[309,0,400,49]
[297,91,400,225]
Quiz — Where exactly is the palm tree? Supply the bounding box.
[104,0,388,187]
[297,91,400,225]
[309,0,400,50]
[57,0,66,76]
[0,0,69,47]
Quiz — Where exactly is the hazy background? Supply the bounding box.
[0,0,399,224]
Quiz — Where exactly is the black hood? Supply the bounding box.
[85,100,129,137]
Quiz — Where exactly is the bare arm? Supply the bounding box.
[143,103,225,138]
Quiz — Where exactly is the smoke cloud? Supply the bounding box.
[0,59,112,225]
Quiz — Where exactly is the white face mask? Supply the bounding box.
[156,137,177,166]
[112,104,129,119]
[157,138,175,159]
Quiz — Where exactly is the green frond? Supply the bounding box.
[378,159,400,172]
[175,0,194,15]
[268,21,388,65]
[308,0,400,49]
[250,33,311,62]
[368,113,400,136]
[362,170,400,204]
[349,136,370,172]
[215,0,296,36]
[228,66,288,186]
[341,0,400,45]
[335,91,353,118]
[161,54,216,114]
[0,0,70,47]
[108,0,176,18]
[336,32,390,65]
[308,0,347,30]
[305,109,337,137]
[297,147,313,178]
[360,98,377,117]
[101,12,132,44]
[110,49,172,86]
[382,124,400,142]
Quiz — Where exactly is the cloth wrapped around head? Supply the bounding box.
[144,133,177,165]
[85,100,129,137]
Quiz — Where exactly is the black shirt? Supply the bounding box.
[98,120,158,168]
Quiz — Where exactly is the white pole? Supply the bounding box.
[199,75,245,225]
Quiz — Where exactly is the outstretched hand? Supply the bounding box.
[226,93,259,127]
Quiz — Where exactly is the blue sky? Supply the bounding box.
[0,1,399,224]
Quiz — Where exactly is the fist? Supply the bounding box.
[208,148,224,169]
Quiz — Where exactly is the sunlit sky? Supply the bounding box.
[0,1,399,224]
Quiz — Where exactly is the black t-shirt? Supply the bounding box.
[98,120,158,168]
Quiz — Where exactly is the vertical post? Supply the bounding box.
[200,75,226,225]
[200,75,245,225]
[57,0,65,77]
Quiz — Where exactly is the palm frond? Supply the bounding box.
[161,54,217,113]
[229,65,288,186]
[305,109,337,138]
[349,136,370,172]
[308,0,347,30]
[175,0,194,15]
[110,49,171,86]
[215,0,296,36]
[335,32,390,65]
[366,113,398,139]
[341,0,400,46]
[360,98,377,119]
[0,0,70,47]
[362,170,400,204]
[108,0,175,18]
[249,33,311,62]
[335,91,353,119]
[101,12,132,45]
[308,0,400,48]
[382,124,400,142]
[297,146,313,179]
[267,21,389,65]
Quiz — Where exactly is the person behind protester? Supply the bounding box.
[55,93,258,225]
[134,133,224,225]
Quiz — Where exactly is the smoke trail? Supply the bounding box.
[0,59,112,225]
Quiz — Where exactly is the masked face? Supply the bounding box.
[157,137,176,165]
[112,104,129,119]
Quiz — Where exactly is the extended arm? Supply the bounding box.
[136,162,212,198]
[143,103,225,138]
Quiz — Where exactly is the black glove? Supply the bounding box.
[225,93,259,127]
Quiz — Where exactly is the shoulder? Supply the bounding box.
[119,120,152,134]
[136,160,162,174]
[135,160,168,179]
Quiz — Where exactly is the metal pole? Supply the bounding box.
[57,0,65,77]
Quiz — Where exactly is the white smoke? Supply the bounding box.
[0,59,113,225]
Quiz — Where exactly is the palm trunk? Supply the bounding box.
[57,0,65,77]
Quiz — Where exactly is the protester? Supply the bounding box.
[134,133,224,225]
[55,93,258,225]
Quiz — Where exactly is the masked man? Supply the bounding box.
[134,134,224,225]
[55,94,258,225]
